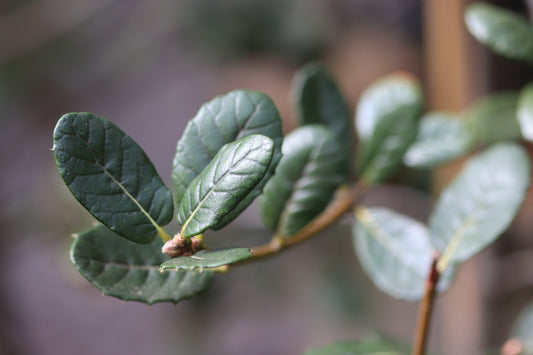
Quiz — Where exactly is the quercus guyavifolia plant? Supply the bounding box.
[52,2,533,354]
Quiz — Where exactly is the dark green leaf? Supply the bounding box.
[292,62,352,178]
[404,112,472,169]
[259,125,346,237]
[429,143,531,272]
[353,207,454,301]
[53,113,173,244]
[518,83,533,142]
[177,135,274,237]
[304,339,404,355]
[510,300,533,353]
[172,90,283,228]
[465,92,521,144]
[356,73,423,184]
[71,225,214,305]
[465,3,533,65]
[160,248,252,271]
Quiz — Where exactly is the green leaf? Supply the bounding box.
[465,3,533,65]
[518,83,533,142]
[53,113,173,244]
[259,125,346,237]
[429,143,531,272]
[304,339,404,355]
[292,62,352,178]
[177,135,274,237]
[465,92,521,144]
[71,225,214,305]
[353,207,454,301]
[356,73,423,184]
[172,90,283,229]
[404,112,472,169]
[160,248,252,271]
[510,300,533,354]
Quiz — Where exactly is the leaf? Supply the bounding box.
[172,90,283,229]
[177,135,274,237]
[355,73,423,184]
[292,62,352,178]
[160,248,252,271]
[304,339,404,355]
[259,125,346,237]
[510,300,533,354]
[71,225,214,305]
[465,3,533,65]
[53,113,173,244]
[403,112,472,169]
[353,207,454,301]
[465,92,521,144]
[429,143,531,272]
[518,83,533,142]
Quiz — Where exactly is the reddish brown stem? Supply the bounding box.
[412,252,441,355]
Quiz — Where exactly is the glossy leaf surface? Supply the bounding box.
[465,92,521,144]
[353,207,453,301]
[172,90,283,228]
[259,125,345,237]
[404,112,472,169]
[518,83,533,142]
[465,3,533,65]
[510,300,533,354]
[356,73,423,184]
[71,225,214,305]
[304,339,404,355]
[177,135,274,237]
[292,62,352,178]
[53,113,173,244]
[429,143,530,271]
[160,248,252,271]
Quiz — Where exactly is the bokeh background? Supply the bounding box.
[1,0,532,354]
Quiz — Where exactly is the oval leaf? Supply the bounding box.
[510,300,533,354]
[404,112,472,169]
[465,3,533,65]
[464,92,521,144]
[353,207,453,301]
[518,83,533,142]
[355,73,423,184]
[429,143,531,271]
[160,248,252,271]
[177,135,274,237]
[53,113,173,244]
[304,339,404,355]
[292,62,352,178]
[259,125,346,237]
[71,225,214,305]
[172,90,283,228]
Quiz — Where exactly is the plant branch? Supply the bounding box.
[412,252,441,355]
[249,182,367,260]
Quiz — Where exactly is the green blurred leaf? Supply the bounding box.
[404,112,472,169]
[160,248,252,271]
[292,62,352,178]
[71,225,214,305]
[259,125,345,237]
[510,300,533,354]
[356,73,423,184]
[518,83,533,142]
[429,143,531,271]
[53,113,173,244]
[465,3,533,65]
[304,339,404,355]
[172,90,283,229]
[465,92,521,144]
[177,135,274,237]
[353,207,453,301]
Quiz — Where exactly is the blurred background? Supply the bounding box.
[1,0,532,354]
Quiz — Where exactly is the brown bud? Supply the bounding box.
[161,233,203,258]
